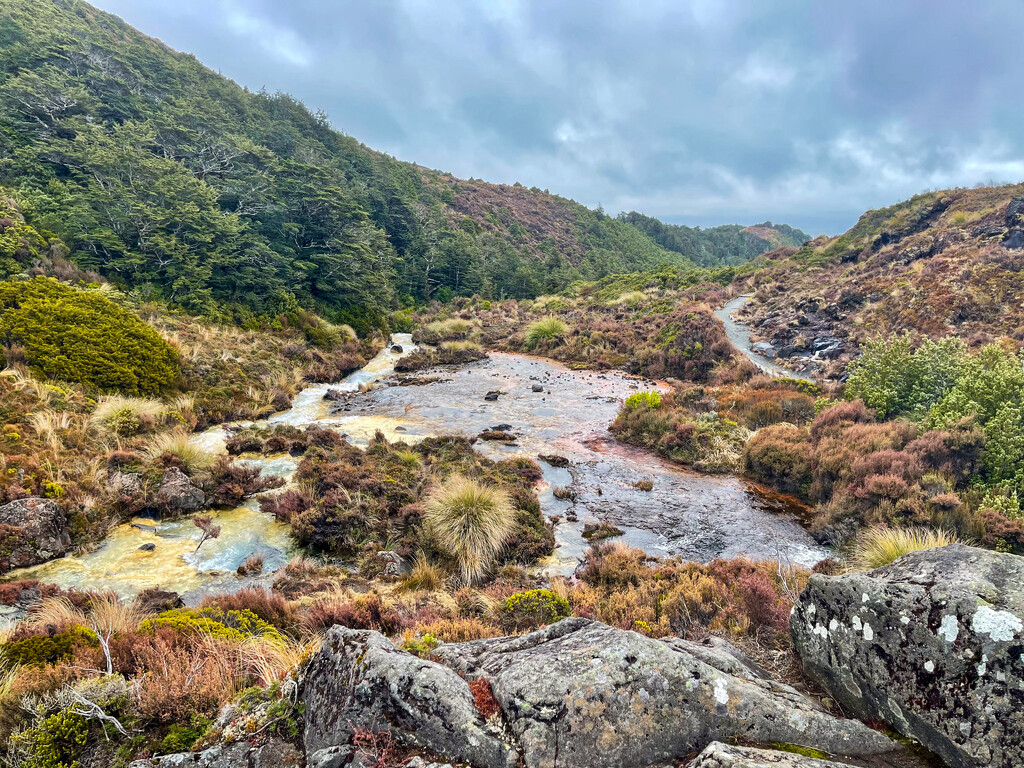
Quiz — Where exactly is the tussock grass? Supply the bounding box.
[400,554,447,592]
[145,429,215,473]
[525,317,568,349]
[423,318,472,340]
[424,475,516,585]
[848,526,959,571]
[440,340,482,352]
[237,633,323,687]
[92,395,167,436]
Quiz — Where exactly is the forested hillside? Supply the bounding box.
[619,211,809,266]
[0,0,803,331]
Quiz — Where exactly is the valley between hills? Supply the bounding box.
[0,2,1022,768]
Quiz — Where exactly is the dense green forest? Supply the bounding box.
[618,212,809,267]
[0,0,799,331]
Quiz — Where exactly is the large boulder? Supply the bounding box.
[302,625,516,768]
[157,467,206,515]
[791,544,1024,768]
[689,742,858,767]
[0,497,71,569]
[432,617,893,768]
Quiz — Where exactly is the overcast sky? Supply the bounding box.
[93,0,1024,234]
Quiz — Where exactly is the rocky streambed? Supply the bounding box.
[3,338,827,602]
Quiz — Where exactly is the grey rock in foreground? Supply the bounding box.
[0,497,71,568]
[689,741,857,767]
[791,544,1024,768]
[302,625,515,768]
[126,739,301,768]
[156,467,206,515]
[432,617,893,768]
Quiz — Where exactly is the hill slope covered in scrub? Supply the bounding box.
[732,183,1024,376]
[0,0,800,331]
[619,211,809,266]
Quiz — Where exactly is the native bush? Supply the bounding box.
[500,589,571,632]
[0,277,178,394]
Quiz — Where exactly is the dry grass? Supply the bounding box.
[424,475,516,584]
[847,526,959,571]
[145,429,215,473]
[236,633,323,687]
[399,554,447,592]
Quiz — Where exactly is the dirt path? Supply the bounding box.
[714,294,814,381]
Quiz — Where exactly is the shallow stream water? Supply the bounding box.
[5,334,828,599]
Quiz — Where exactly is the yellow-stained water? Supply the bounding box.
[3,335,419,599]
[9,502,296,599]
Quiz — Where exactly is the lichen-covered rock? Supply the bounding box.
[302,625,516,768]
[157,467,206,515]
[791,544,1024,768]
[0,497,71,569]
[431,618,893,768]
[126,739,301,768]
[689,741,857,767]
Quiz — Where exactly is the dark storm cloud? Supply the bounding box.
[93,0,1024,233]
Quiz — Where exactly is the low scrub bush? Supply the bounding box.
[0,277,179,395]
[500,589,571,632]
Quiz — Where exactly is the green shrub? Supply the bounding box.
[0,277,179,394]
[0,631,81,667]
[159,716,212,753]
[624,390,662,410]
[844,334,965,419]
[12,708,88,768]
[500,588,571,632]
[139,607,280,641]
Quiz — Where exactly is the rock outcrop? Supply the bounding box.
[689,742,858,767]
[791,544,1024,768]
[0,497,71,569]
[127,739,302,768]
[156,467,206,515]
[302,625,516,768]
[431,618,893,768]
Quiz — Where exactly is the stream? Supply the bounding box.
[4,333,829,601]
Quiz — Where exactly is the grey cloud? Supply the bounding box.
[93,0,1024,233]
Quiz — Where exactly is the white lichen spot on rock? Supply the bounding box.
[900,615,910,625]
[787,710,810,732]
[829,618,839,631]
[938,614,959,643]
[807,603,816,616]
[713,677,729,706]
[977,654,988,677]
[924,660,934,673]
[862,593,870,603]
[813,623,828,639]
[862,623,873,641]
[971,605,1023,642]
[852,615,862,631]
